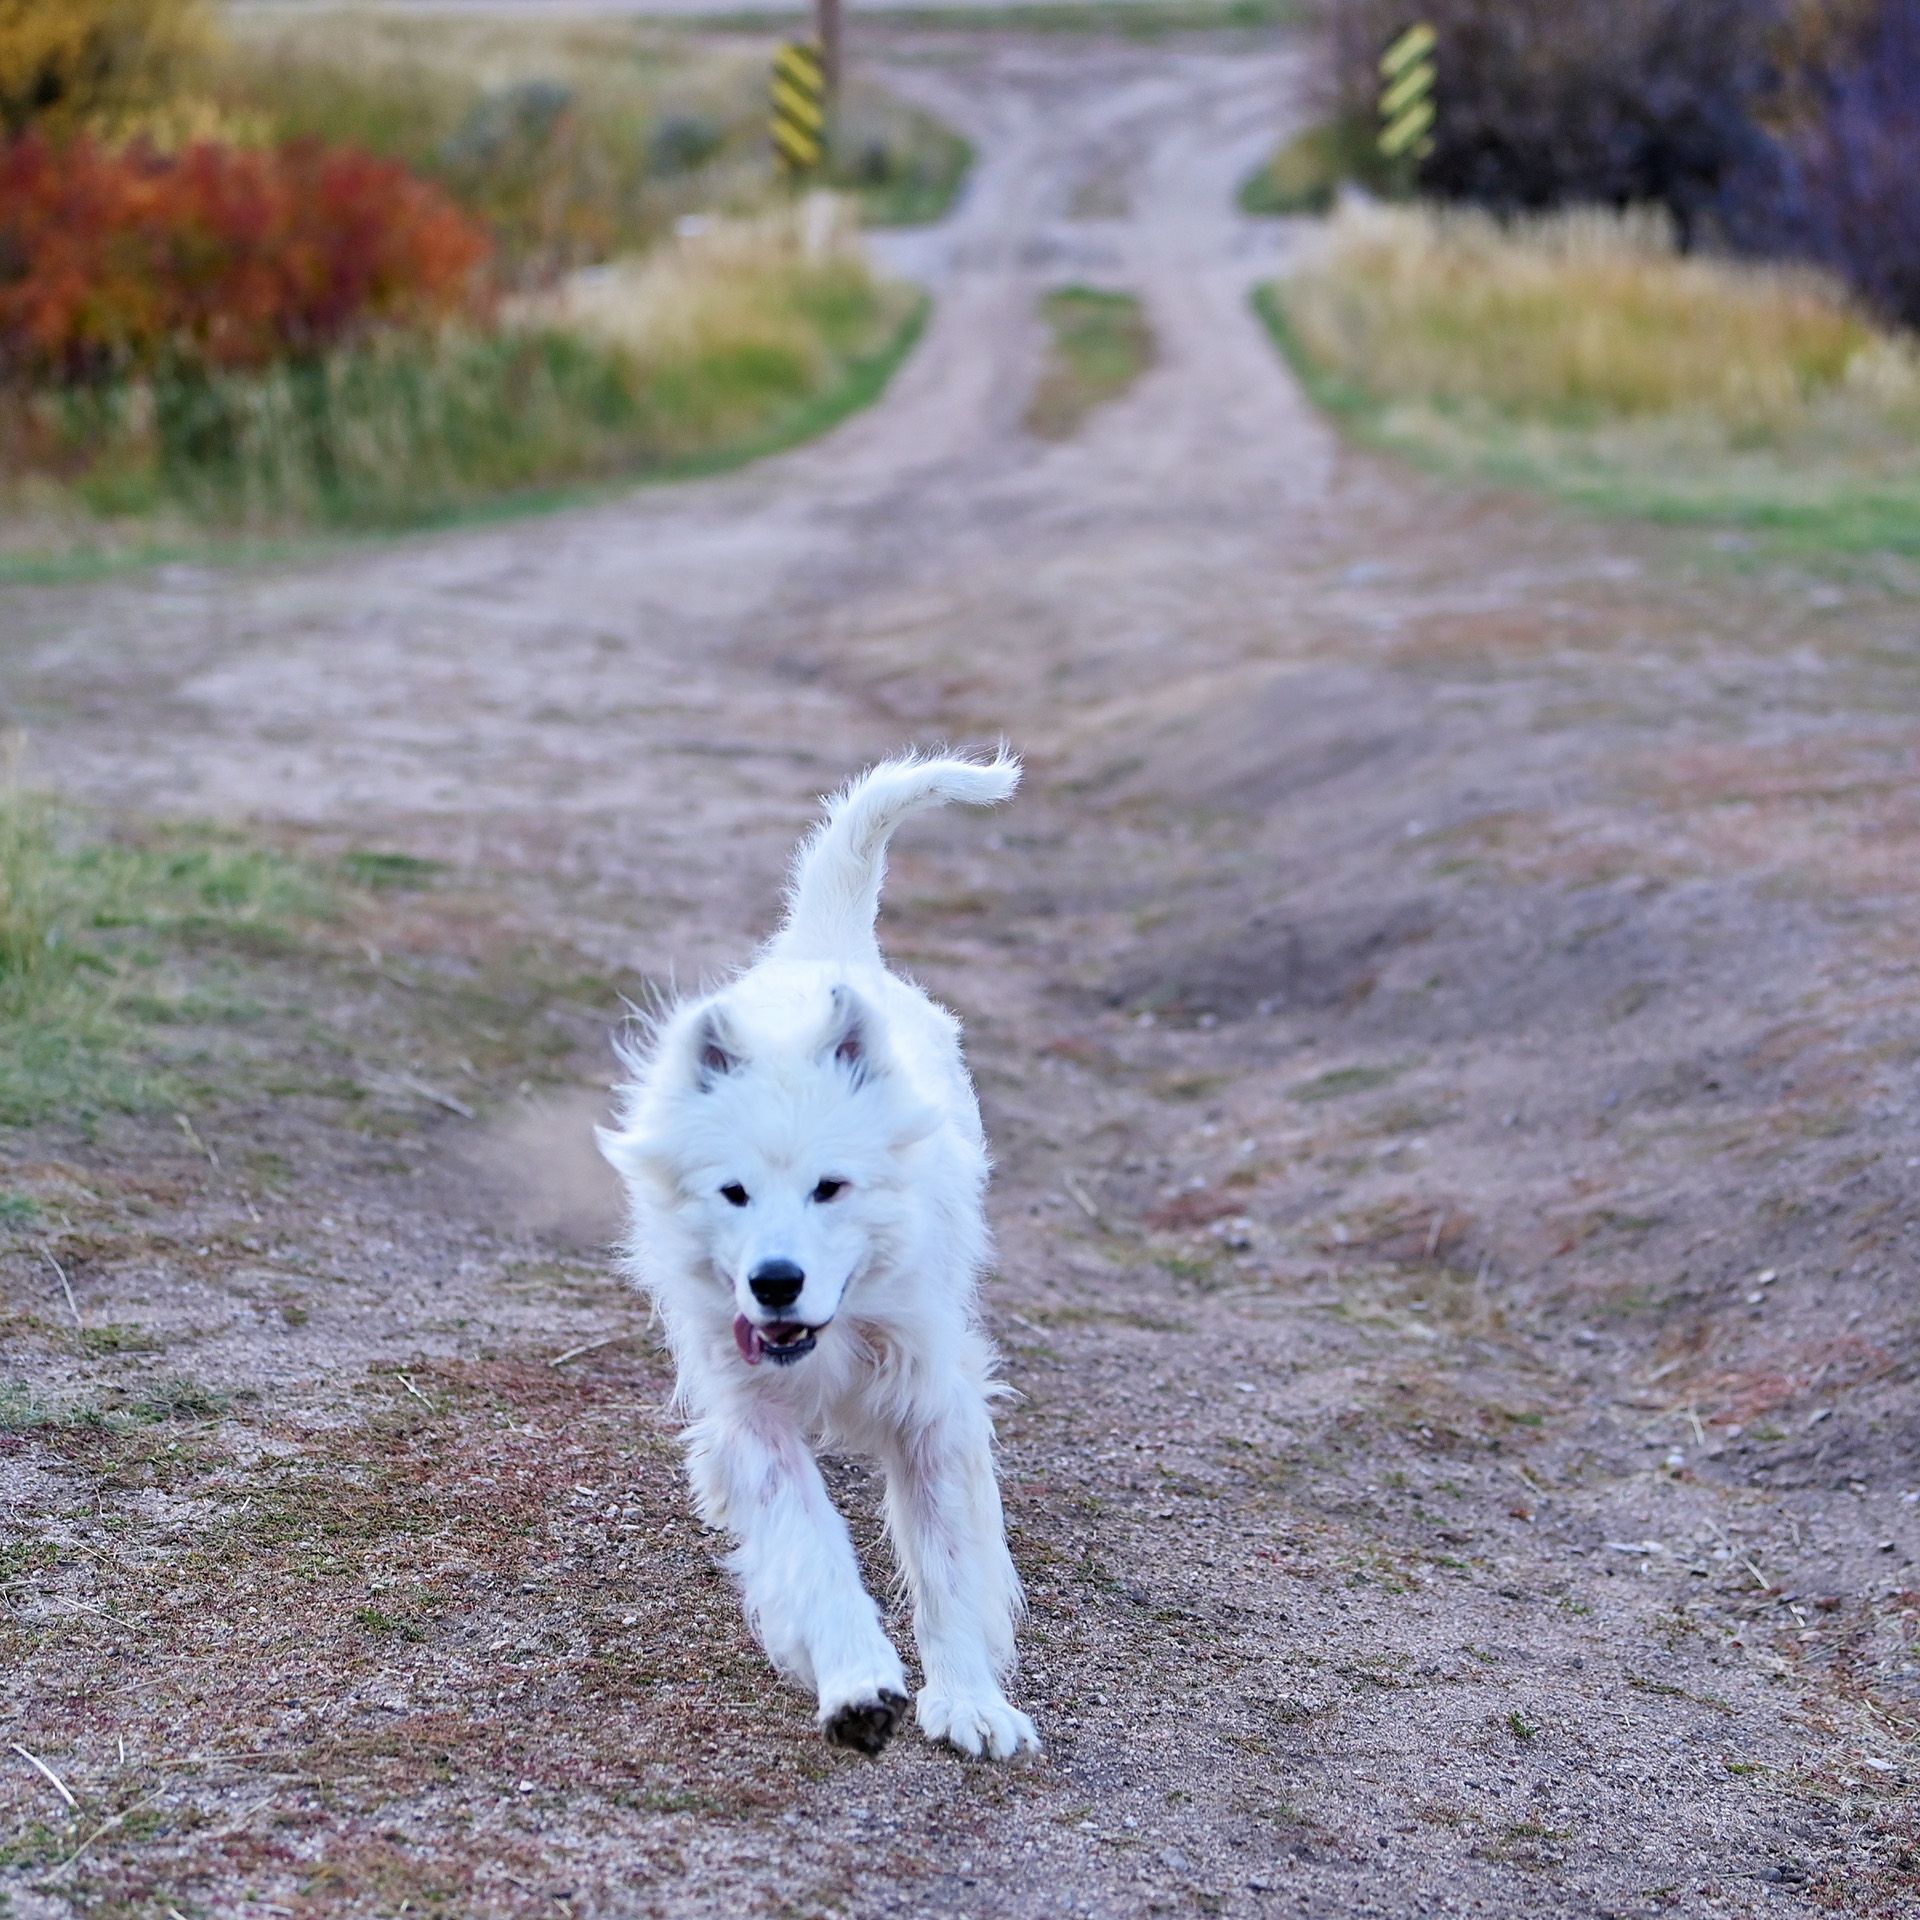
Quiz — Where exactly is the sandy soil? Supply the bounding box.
[4,32,1919,1920]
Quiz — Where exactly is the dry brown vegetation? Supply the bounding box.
[1266,200,1920,553]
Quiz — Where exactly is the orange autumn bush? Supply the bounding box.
[0,133,493,386]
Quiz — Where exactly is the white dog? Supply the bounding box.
[597,751,1039,1760]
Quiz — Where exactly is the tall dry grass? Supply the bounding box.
[1283,202,1920,437]
[1266,201,1920,552]
[214,13,771,278]
[213,14,969,273]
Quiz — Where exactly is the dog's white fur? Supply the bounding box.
[598,750,1038,1760]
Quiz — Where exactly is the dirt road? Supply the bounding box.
[5,33,1919,1919]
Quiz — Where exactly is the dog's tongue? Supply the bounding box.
[732,1314,763,1366]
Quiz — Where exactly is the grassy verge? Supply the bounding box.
[2,14,963,573]
[0,789,630,1136]
[1258,203,1920,558]
[0,213,925,573]
[1026,286,1155,439]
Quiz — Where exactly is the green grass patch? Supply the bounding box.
[78,1323,168,1356]
[0,794,339,1126]
[1288,1063,1402,1103]
[1,784,656,1150]
[1256,204,1920,559]
[1238,117,1388,217]
[0,1375,226,1434]
[340,851,446,892]
[1026,286,1154,439]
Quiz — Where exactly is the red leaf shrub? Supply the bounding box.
[0,133,492,385]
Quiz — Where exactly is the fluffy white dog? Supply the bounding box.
[598,750,1039,1760]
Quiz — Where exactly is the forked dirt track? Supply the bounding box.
[5,34,1920,1920]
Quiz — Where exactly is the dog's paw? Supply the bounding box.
[821,1689,909,1755]
[916,1685,1042,1761]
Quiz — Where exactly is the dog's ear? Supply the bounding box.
[818,984,888,1086]
[689,1004,746,1090]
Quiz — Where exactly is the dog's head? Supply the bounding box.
[599,984,937,1367]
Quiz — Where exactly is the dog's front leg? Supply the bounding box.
[684,1407,908,1752]
[881,1399,1040,1760]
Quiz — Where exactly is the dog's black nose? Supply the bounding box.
[749,1259,805,1310]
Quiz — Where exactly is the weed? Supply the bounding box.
[1026,287,1154,440]
[341,850,445,891]
[0,1821,67,1872]
[353,1605,432,1642]
[1290,1064,1401,1103]
[133,1376,227,1423]
[0,1383,106,1432]
[79,1323,166,1355]
[1154,1071,1226,1101]
[1508,1709,1540,1741]
[1154,1253,1229,1291]
[0,1374,225,1434]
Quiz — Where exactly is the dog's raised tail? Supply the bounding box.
[771,749,1020,962]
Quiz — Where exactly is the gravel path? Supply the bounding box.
[4,33,1918,1920]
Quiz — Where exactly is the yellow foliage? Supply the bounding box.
[0,0,215,140]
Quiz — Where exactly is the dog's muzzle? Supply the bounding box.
[734,1314,825,1367]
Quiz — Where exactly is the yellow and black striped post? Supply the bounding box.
[1378,23,1437,162]
[770,41,827,175]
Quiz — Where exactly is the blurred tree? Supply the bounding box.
[0,0,214,140]
[1312,0,1781,242]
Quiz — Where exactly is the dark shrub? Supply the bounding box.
[647,111,725,178]
[439,79,575,173]
[1314,0,1780,238]
[1729,0,1920,328]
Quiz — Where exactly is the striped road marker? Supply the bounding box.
[1378,23,1437,161]
[770,41,827,174]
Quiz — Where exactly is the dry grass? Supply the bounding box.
[1266,202,1920,553]
[216,9,774,270]
[215,10,970,262]
[1284,202,1917,433]
[518,196,892,428]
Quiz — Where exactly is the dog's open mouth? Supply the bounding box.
[734,1314,823,1367]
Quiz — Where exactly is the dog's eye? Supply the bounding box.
[810,1178,846,1204]
[720,1183,750,1208]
